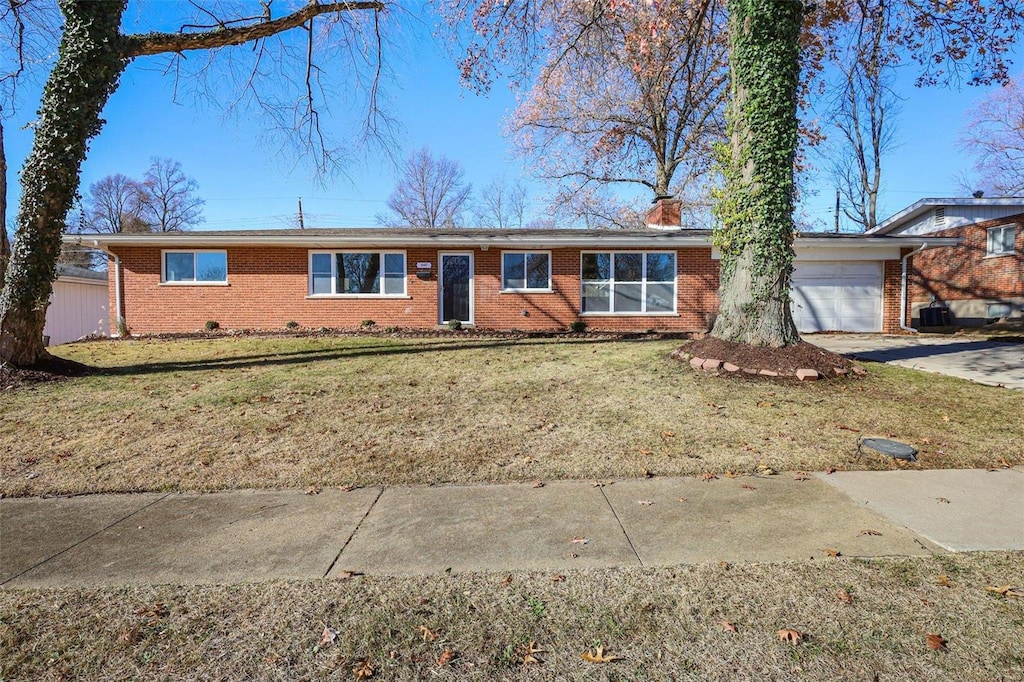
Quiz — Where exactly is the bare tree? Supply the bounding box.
[474,177,528,228]
[80,174,148,234]
[379,147,472,227]
[824,0,900,232]
[0,0,386,366]
[138,158,205,232]
[508,0,727,207]
[957,73,1024,196]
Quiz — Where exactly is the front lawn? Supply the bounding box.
[2,553,1022,680]
[2,335,1020,496]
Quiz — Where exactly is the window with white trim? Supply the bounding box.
[987,225,1016,256]
[309,251,406,296]
[163,250,227,283]
[581,251,676,314]
[501,251,551,291]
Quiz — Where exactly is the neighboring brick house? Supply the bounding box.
[65,203,952,336]
[868,198,1024,326]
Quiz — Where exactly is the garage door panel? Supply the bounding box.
[792,261,882,333]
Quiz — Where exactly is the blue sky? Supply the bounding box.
[2,3,1017,233]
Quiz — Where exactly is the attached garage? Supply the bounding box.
[43,265,109,345]
[791,261,882,333]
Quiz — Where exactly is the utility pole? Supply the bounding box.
[297,197,305,229]
[834,189,840,233]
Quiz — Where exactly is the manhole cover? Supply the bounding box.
[859,437,918,462]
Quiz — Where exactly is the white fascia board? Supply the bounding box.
[64,233,714,249]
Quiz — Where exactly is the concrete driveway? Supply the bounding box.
[807,333,1024,389]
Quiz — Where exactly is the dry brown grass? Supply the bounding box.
[2,335,1021,497]
[2,553,1021,680]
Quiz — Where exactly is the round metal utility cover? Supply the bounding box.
[860,438,918,461]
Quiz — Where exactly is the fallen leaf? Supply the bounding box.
[551,574,566,582]
[637,499,654,506]
[418,625,438,642]
[581,646,620,663]
[985,584,1023,599]
[936,497,951,504]
[777,628,805,645]
[702,472,718,482]
[720,620,738,633]
[837,589,854,604]
[353,660,375,679]
[825,467,837,475]
[678,496,688,503]
[858,529,882,536]
[935,574,954,587]
[305,487,321,495]
[740,483,756,491]
[941,415,951,423]
[437,649,454,666]
[642,468,654,478]
[567,552,579,559]
[920,598,931,606]
[119,626,141,645]
[757,463,778,475]
[719,560,731,569]
[569,536,589,545]
[724,470,739,478]
[339,484,359,492]
[999,457,1012,468]
[523,456,536,464]
[637,448,653,456]
[823,548,842,558]
[532,480,545,488]
[757,401,774,408]
[835,424,861,432]
[661,430,675,438]
[135,603,169,620]
[926,633,948,651]
[522,641,545,665]
[499,574,513,586]
[320,626,337,646]
[333,570,361,580]
[793,472,810,481]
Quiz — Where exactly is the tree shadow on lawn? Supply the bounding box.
[95,335,659,377]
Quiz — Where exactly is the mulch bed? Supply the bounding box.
[0,355,93,391]
[674,337,856,379]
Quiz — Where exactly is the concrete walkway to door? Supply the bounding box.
[807,333,1024,389]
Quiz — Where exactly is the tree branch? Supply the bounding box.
[122,1,384,58]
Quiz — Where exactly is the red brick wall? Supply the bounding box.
[883,254,908,334]
[108,246,722,334]
[908,213,1023,320]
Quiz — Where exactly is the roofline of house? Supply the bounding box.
[64,231,959,250]
[869,197,1024,235]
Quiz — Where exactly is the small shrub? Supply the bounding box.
[285,320,299,330]
[569,319,587,333]
[205,320,220,331]
[447,319,463,331]
[116,316,130,337]
[360,319,376,328]
[383,325,399,333]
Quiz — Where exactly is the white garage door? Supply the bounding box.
[791,261,882,333]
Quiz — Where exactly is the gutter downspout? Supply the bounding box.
[900,243,928,333]
[91,241,123,337]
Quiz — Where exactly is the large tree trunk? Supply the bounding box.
[1,118,9,285]
[710,0,803,347]
[0,0,128,366]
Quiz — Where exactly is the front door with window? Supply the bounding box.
[439,253,473,324]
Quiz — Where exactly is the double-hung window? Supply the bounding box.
[987,225,1016,256]
[501,251,551,291]
[581,251,676,314]
[162,250,227,284]
[309,251,406,296]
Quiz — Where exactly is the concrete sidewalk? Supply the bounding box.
[2,469,1021,587]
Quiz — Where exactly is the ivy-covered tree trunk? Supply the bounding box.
[0,0,128,366]
[1,118,9,286]
[710,0,802,347]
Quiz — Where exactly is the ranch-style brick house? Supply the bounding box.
[64,200,959,337]
[867,197,1024,326]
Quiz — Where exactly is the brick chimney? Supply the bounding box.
[645,196,682,229]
